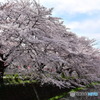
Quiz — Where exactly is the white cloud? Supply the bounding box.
[40,0,100,14]
[66,19,100,40]
[66,19,100,33]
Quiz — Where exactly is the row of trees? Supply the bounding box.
[0,0,100,88]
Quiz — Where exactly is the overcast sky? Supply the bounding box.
[0,0,100,48]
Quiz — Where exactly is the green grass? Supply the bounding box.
[48,92,67,100]
[3,74,37,85]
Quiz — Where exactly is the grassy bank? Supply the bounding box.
[2,74,100,100]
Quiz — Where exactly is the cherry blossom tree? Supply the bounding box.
[0,0,100,88]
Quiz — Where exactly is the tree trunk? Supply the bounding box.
[0,61,5,85]
[0,69,4,84]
